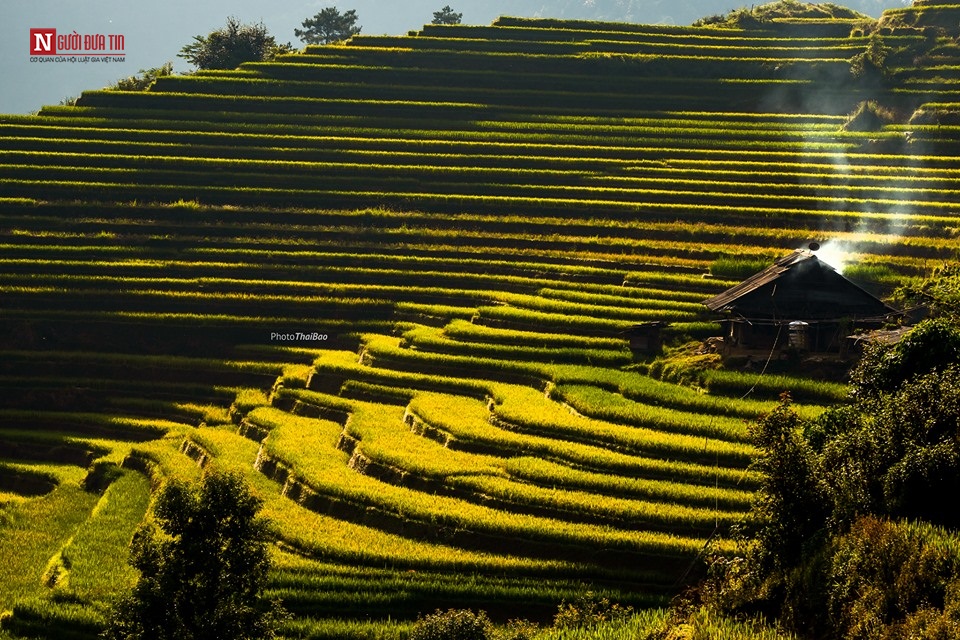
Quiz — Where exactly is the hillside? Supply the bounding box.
[2,3,960,638]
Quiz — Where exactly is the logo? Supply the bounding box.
[29,27,126,63]
[30,28,56,55]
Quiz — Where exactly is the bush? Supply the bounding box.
[553,592,633,629]
[827,517,960,639]
[850,318,960,404]
[697,317,960,637]
[410,609,492,640]
[842,100,895,131]
[647,342,721,386]
[850,33,890,80]
[108,62,173,92]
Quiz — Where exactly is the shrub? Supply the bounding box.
[495,619,539,640]
[827,517,960,639]
[108,63,174,92]
[553,592,633,629]
[849,318,960,404]
[646,342,721,386]
[410,609,492,640]
[841,100,895,132]
[850,33,890,80]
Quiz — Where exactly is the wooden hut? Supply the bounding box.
[703,250,898,353]
[622,321,665,356]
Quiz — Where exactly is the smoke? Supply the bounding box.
[750,24,936,281]
[788,66,928,277]
[812,241,851,273]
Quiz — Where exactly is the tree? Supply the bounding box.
[746,397,829,577]
[103,470,283,640]
[295,7,362,45]
[850,32,891,80]
[432,6,463,25]
[179,17,282,70]
[698,315,960,637]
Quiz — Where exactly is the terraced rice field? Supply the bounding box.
[2,12,960,639]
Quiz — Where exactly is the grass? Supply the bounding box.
[0,467,99,611]
[50,469,152,599]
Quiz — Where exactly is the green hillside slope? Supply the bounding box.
[1,5,959,638]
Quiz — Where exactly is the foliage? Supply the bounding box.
[432,6,463,25]
[694,0,868,27]
[697,317,960,638]
[179,17,286,70]
[821,364,960,529]
[819,517,960,640]
[107,63,174,92]
[410,609,492,640]
[841,100,894,132]
[895,262,960,322]
[746,398,829,577]
[850,33,890,80]
[646,342,721,386]
[102,470,283,640]
[295,7,362,45]
[849,318,960,405]
[553,592,634,629]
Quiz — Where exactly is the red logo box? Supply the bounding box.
[30,28,57,55]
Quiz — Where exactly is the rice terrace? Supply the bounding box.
[2,0,960,638]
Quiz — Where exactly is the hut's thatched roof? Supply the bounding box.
[704,250,897,321]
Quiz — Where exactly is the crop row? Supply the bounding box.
[266,552,641,621]
[6,108,857,139]
[170,425,680,627]
[248,53,845,90]
[551,384,751,443]
[401,326,632,366]
[0,122,876,154]
[2,107,856,136]
[404,391,752,488]
[0,201,847,250]
[6,181,959,231]
[343,33,862,71]
[488,385,753,467]
[153,63,833,103]
[248,405,724,568]
[338,336,830,424]
[8,122,957,176]
[417,20,867,43]
[66,85,784,120]
[0,286,395,319]
[183,422,658,608]
[324,338,754,467]
[184,427,517,569]
[5,196,957,250]
[5,138,959,200]
[284,383,755,506]
[546,364,824,420]
[0,237,940,290]
[11,153,960,207]
[281,389,747,534]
